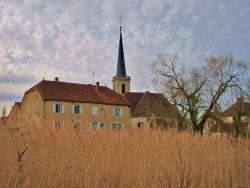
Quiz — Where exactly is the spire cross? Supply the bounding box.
[118,15,124,31]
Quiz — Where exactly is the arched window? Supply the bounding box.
[122,84,126,94]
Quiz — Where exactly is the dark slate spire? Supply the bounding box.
[116,25,127,77]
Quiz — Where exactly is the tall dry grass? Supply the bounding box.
[0,126,249,187]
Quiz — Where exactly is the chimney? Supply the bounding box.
[96,82,99,91]
[55,77,59,82]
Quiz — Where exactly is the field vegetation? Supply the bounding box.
[0,127,250,187]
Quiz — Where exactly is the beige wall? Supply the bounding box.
[131,117,148,128]
[222,116,249,124]
[131,116,177,130]
[43,101,131,131]
[19,90,44,128]
[14,90,131,131]
[7,104,21,127]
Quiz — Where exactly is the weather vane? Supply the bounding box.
[118,15,124,31]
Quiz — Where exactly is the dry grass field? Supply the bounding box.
[0,127,249,188]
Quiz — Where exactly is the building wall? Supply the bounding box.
[43,101,131,131]
[6,104,21,127]
[16,90,130,131]
[222,116,249,124]
[19,90,44,128]
[131,117,148,128]
[131,117,176,129]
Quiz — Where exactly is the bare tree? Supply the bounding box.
[246,79,250,101]
[152,54,248,135]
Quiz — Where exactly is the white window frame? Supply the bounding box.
[91,123,98,130]
[90,123,104,131]
[113,108,123,117]
[110,123,123,131]
[72,105,83,114]
[92,106,98,115]
[52,121,64,130]
[53,104,65,114]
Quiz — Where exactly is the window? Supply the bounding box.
[53,104,65,114]
[100,123,104,128]
[110,123,123,131]
[122,84,126,94]
[52,121,64,130]
[91,123,104,131]
[72,105,83,114]
[91,123,98,130]
[74,105,79,114]
[113,108,123,117]
[92,107,98,115]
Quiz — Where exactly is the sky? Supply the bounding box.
[0,0,249,116]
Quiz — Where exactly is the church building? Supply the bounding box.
[112,22,179,129]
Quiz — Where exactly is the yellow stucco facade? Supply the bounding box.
[7,103,22,127]
[7,90,131,131]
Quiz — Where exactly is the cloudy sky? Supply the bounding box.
[0,0,249,115]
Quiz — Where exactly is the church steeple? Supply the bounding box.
[112,16,131,95]
[116,28,127,77]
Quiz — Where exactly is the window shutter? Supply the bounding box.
[112,108,115,116]
[62,105,65,114]
[52,104,56,113]
[120,108,123,117]
[62,121,65,128]
[80,106,84,114]
[92,107,97,115]
[72,105,75,114]
[52,121,55,129]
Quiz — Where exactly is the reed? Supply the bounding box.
[0,126,249,187]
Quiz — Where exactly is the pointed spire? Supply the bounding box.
[116,16,126,77]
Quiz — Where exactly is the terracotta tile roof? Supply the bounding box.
[124,91,179,118]
[25,80,130,106]
[222,97,250,117]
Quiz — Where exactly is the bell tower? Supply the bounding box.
[112,16,131,95]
